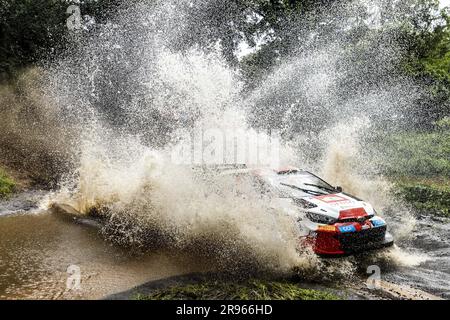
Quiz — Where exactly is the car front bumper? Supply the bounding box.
[312,227,394,256]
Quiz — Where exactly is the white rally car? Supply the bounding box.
[222,166,394,256]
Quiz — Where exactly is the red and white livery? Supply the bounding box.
[223,166,394,256]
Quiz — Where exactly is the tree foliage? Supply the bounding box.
[397,0,450,126]
[0,0,123,79]
[0,0,448,126]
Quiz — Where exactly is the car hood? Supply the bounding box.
[302,193,375,220]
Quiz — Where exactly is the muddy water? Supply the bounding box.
[1,191,449,300]
[383,214,450,298]
[0,207,207,299]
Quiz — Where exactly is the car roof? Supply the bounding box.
[217,165,303,176]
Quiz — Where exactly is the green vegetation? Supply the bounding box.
[135,280,340,300]
[377,124,450,216]
[0,1,448,121]
[1,0,449,214]
[0,0,123,79]
[0,168,16,198]
[395,177,450,216]
[380,131,450,177]
[400,1,450,125]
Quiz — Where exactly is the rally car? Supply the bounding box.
[221,166,394,256]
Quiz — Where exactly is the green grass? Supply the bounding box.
[379,131,450,177]
[394,177,450,217]
[0,168,16,198]
[370,127,450,217]
[135,280,340,300]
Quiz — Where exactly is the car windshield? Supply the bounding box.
[275,171,336,196]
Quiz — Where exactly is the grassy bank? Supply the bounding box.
[374,124,449,217]
[380,129,449,177]
[135,279,340,300]
[0,168,15,198]
[394,177,450,217]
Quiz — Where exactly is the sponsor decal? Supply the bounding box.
[371,218,386,227]
[317,225,337,232]
[338,225,357,233]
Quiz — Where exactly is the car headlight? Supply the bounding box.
[306,212,337,225]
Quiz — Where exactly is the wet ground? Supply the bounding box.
[383,214,450,298]
[0,193,208,299]
[0,191,448,299]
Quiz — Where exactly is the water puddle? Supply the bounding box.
[0,211,207,299]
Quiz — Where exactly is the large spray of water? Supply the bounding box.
[0,0,428,277]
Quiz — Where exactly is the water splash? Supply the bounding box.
[1,0,430,277]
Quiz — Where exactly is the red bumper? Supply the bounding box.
[313,230,345,255]
[306,225,393,256]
